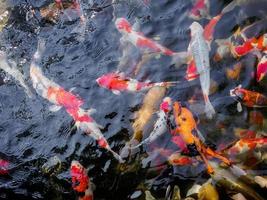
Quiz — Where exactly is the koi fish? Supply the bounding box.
[96,72,177,95]
[70,161,93,200]
[168,152,195,166]
[173,102,231,174]
[230,85,267,108]
[190,0,209,20]
[221,0,267,14]
[30,41,124,162]
[0,159,9,175]
[115,18,175,56]
[0,51,33,98]
[189,22,215,119]
[129,97,172,149]
[224,137,267,156]
[256,52,267,82]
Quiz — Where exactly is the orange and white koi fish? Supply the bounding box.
[115,18,175,56]
[173,102,231,174]
[70,161,93,200]
[256,52,267,82]
[0,51,33,98]
[96,72,177,95]
[130,97,172,149]
[189,22,215,119]
[30,41,124,162]
[224,137,267,156]
[190,0,209,20]
[0,159,9,175]
[230,85,267,108]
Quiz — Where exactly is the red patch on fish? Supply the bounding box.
[67,108,94,123]
[190,0,206,19]
[232,40,254,57]
[256,55,267,82]
[116,18,132,33]
[0,159,9,175]
[204,14,222,41]
[70,164,89,193]
[185,60,199,81]
[171,135,188,152]
[98,138,108,148]
[172,156,193,165]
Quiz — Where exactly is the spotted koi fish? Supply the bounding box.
[230,85,267,108]
[70,161,93,200]
[30,41,124,162]
[189,22,215,119]
[96,72,178,95]
[130,97,172,149]
[173,102,231,174]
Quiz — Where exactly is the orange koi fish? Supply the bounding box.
[224,137,267,156]
[230,85,267,108]
[0,159,9,175]
[96,72,177,95]
[173,102,231,174]
[70,161,93,200]
[256,52,267,82]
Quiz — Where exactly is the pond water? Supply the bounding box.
[0,0,267,199]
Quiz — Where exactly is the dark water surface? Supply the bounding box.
[1,0,267,199]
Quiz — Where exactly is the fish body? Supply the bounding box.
[0,51,33,98]
[70,161,93,200]
[203,14,222,42]
[230,86,267,107]
[189,22,215,119]
[256,53,267,82]
[96,72,176,94]
[130,97,172,149]
[115,18,175,56]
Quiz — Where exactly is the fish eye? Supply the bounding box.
[182,117,186,121]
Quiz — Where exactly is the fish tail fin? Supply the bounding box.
[204,96,215,119]
[221,1,236,14]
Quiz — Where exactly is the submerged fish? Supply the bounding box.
[189,22,215,119]
[70,161,94,200]
[0,158,9,175]
[230,85,267,108]
[0,51,33,98]
[30,40,123,162]
[96,72,177,95]
[129,97,172,149]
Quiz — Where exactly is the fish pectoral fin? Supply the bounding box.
[112,90,121,95]
[49,105,62,112]
[237,102,242,112]
[86,108,97,115]
[96,123,104,129]
[69,87,76,92]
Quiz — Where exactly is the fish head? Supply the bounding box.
[96,73,115,88]
[189,21,203,36]
[230,85,244,100]
[70,161,89,193]
[115,18,132,33]
[160,97,172,113]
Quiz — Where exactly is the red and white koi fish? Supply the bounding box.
[230,85,267,109]
[130,97,172,149]
[96,72,178,95]
[0,51,33,98]
[190,0,209,20]
[0,159,9,175]
[70,161,93,200]
[30,41,124,162]
[256,52,267,82]
[115,18,184,57]
[188,22,215,119]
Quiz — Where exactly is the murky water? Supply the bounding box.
[1,0,267,199]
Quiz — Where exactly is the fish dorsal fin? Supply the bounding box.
[49,105,62,112]
[112,90,121,95]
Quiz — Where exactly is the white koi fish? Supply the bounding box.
[188,22,215,119]
[0,51,33,98]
